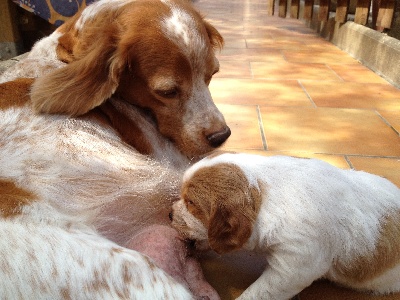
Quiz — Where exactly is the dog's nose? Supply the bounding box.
[207,126,231,148]
[168,211,173,221]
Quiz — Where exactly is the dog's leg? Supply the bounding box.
[236,244,330,300]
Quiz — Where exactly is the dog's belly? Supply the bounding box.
[126,224,220,300]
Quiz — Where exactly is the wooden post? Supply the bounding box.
[290,0,300,18]
[304,0,315,20]
[354,0,372,25]
[267,0,275,15]
[279,0,288,17]
[376,0,395,29]
[0,0,21,59]
[335,0,350,23]
[318,0,331,21]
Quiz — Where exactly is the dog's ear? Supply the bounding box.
[208,203,253,254]
[207,180,264,254]
[30,26,125,116]
[203,19,224,50]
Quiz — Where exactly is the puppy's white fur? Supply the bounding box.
[172,153,400,300]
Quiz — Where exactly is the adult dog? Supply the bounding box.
[171,152,400,300]
[0,0,229,298]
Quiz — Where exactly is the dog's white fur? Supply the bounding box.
[0,103,195,298]
[172,153,400,300]
[0,0,230,297]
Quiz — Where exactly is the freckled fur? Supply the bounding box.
[0,0,229,297]
[0,180,36,218]
[0,78,34,109]
[172,153,400,299]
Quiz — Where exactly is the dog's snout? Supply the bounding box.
[207,126,231,148]
[168,211,173,221]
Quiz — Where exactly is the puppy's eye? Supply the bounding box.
[155,88,179,99]
[187,200,194,206]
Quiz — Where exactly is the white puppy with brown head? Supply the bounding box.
[171,152,400,300]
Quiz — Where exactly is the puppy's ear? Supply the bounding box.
[207,180,264,254]
[208,204,253,254]
[30,26,125,116]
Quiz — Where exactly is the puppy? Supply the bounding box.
[171,152,400,299]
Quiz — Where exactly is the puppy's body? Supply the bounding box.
[172,153,400,300]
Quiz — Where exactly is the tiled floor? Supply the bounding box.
[192,1,400,299]
[193,0,400,188]
[1,1,399,299]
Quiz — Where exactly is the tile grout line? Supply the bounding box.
[344,155,355,169]
[256,105,268,150]
[325,64,345,82]
[298,80,317,108]
[345,153,400,159]
[374,110,400,136]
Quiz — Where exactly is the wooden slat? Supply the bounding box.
[318,0,331,21]
[303,0,315,20]
[279,0,287,17]
[335,0,350,23]
[290,0,300,18]
[376,0,395,29]
[267,0,276,16]
[0,0,20,43]
[354,0,372,25]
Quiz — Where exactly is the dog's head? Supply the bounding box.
[171,153,263,254]
[30,0,230,157]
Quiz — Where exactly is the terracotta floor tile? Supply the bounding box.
[216,104,265,150]
[329,64,391,84]
[222,38,247,49]
[210,78,312,106]
[266,27,320,38]
[259,107,400,156]
[301,81,400,110]
[246,38,307,50]
[251,61,342,81]
[217,48,285,62]
[216,61,252,78]
[243,26,275,38]
[275,40,342,52]
[379,110,400,134]
[211,25,245,38]
[283,49,359,64]
[347,156,400,187]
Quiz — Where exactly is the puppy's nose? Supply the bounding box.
[207,126,231,148]
[168,211,173,221]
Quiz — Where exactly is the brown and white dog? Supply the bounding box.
[0,0,229,298]
[0,0,230,160]
[171,152,400,300]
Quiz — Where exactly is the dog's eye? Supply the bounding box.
[155,88,179,99]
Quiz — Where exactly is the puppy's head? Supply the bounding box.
[171,154,263,254]
[31,0,230,157]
